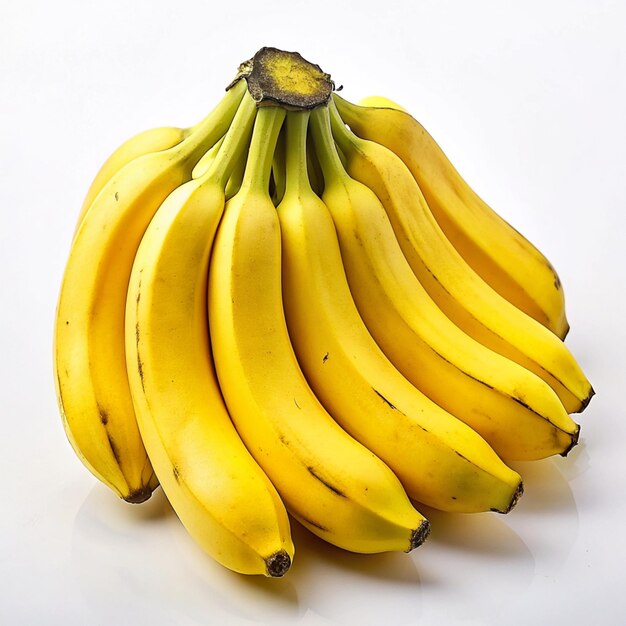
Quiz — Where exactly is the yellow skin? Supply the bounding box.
[330,103,593,416]
[309,106,580,462]
[208,105,429,554]
[54,80,246,502]
[278,110,522,512]
[336,94,570,340]
[124,95,293,577]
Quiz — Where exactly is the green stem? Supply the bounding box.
[176,79,247,164]
[240,105,287,195]
[328,99,360,156]
[331,93,360,122]
[283,111,312,200]
[310,106,349,187]
[205,92,257,189]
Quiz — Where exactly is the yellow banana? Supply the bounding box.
[330,103,593,415]
[125,94,293,576]
[191,136,224,178]
[76,126,188,233]
[277,110,522,512]
[358,95,407,112]
[310,105,580,462]
[208,104,429,554]
[54,79,246,502]
[336,94,570,340]
[194,136,247,199]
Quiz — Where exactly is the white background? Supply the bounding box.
[2,1,625,624]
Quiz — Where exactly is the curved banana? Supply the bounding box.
[330,103,593,415]
[76,126,188,233]
[278,110,522,512]
[310,105,581,462]
[125,95,294,577]
[209,105,429,553]
[54,80,246,502]
[336,94,570,340]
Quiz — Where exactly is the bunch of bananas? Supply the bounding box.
[54,47,593,578]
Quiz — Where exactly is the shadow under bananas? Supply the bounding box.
[72,484,300,625]
[417,450,580,576]
[284,518,424,625]
[70,450,581,625]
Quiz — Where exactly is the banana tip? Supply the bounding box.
[123,485,153,504]
[496,481,524,515]
[578,387,595,413]
[265,550,292,578]
[560,424,581,457]
[407,519,431,552]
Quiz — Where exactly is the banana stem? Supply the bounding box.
[205,93,258,189]
[175,79,247,165]
[310,106,349,187]
[328,100,360,155]
[240,106,287,196]
[284,111,312,200]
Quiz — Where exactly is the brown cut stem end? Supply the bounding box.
[231,47,334,110]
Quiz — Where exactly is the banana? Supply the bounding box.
[330,103,593,415]
[76,126,187,233]
[193,136,246,200]
[310,105,581,462]
[277,110,522,512]
[335,94,570,340]
[208,104,430,554]
[191,136,224,179]
[125,93,294,577]
[358,95,407,112]
[54,79,246,502]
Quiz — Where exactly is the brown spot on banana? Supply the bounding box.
[372,387,398,411]
[306,466,346,497]
[107,433,121,464]
[299,517,329,532]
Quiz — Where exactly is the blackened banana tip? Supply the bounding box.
[265,550,292,578]
[408,519,431,552]
[561,425,581,457]
[123,485,153,504]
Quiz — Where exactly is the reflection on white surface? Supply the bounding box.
[69,452,582,626]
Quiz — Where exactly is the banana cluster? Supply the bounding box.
[54,48,593,578]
